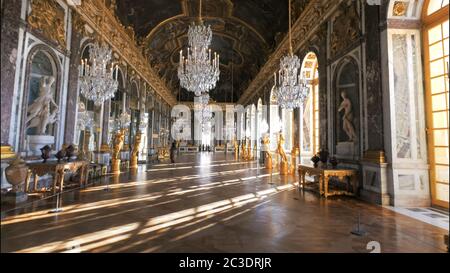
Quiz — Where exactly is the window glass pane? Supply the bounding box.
[435,165,450,183]
[432,93,448,111]
[431,76,446,93]
[443,38,449,56]
[428,24,442,44]
[436,183,449,202]
[443,21,449,38]
[429,42,444,60]
[430,59,445,77]
[428,0,443,15]
[435,147,449,164]
[31,51,53,76]
[433,129,449,146]
[433,111,448,128]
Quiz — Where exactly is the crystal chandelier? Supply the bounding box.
[273,0,308,109]
[177,0,220,96]
[79,42,119,106]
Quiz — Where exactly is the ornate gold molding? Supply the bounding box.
[238,0,345,105]
[71,0,177,106]
[0,145,16,160]
[363,150,387,164]
[393,1,408,17]
[27,0,66,48]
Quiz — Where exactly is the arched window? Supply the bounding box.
[269,86,280,151]
[423,0,449,207]
[109,68,124,143]
[257,98,265,147]
[129,81,140,146]
[300,52,319,157]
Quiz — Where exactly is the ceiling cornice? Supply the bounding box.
[237,0,344,105]
[72,0,177,106]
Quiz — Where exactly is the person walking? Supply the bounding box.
[170,141,177,164]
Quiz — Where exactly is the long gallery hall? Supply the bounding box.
[0,0,449,255]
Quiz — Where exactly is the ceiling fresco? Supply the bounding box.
[115,0,310,102]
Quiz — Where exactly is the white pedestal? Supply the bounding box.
[27,135,55,155]
[336,142,354,158]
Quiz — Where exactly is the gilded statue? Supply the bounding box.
[241,139,247,160]
[246,139,253,161]
[338,91,356,141]
[130,130,142,168]
[26,76,59,135]
[276,133,288,175]
[112,129,125,160]
[27,0,66,48]
[233,137,239,160]
[262,134,272,169]
[289,146,299,175]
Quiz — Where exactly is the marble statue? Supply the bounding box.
[338,91,356,141]
[262,134,272,169]
[26,76,59,135]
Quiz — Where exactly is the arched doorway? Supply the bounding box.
[300,52,319,161]
[422,0,449,207]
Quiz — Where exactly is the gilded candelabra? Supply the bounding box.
[111,129,125,174]
[289,146,299,175]
[130,130,142,169]
[233,137,239,160]
[241,140,247,160]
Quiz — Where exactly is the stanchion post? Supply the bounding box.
[48,192,63,213]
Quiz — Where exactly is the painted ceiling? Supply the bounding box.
[115,0,310,102]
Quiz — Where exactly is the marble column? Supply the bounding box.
[0,0,21,152]
[100,99,111,151]
[364,4,384,151]
[317,43,328,151]
[63,11,83,146]
[359,4,389,206]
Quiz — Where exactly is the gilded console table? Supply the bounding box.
[298,164,358,197]
[25,160,89,194]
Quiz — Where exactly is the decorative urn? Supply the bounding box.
[55,149,65,162]
[5,157,29,192]
[65,145,75,161]
[40,145,51,163]
[329,156,338,168]
[318,149,329,164]
[311,154,320,168]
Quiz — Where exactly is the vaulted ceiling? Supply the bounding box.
[115,0,310,102]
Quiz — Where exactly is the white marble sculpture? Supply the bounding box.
[338,91,356,141]
[26,76,59,135]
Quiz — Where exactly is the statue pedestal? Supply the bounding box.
[279,161,288,175]
[2,191,27,205]
[336,142,354,158]
[111,159,121,174]
[28,135,55,155]
[265,152,272,169]
[130,156,138,169]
